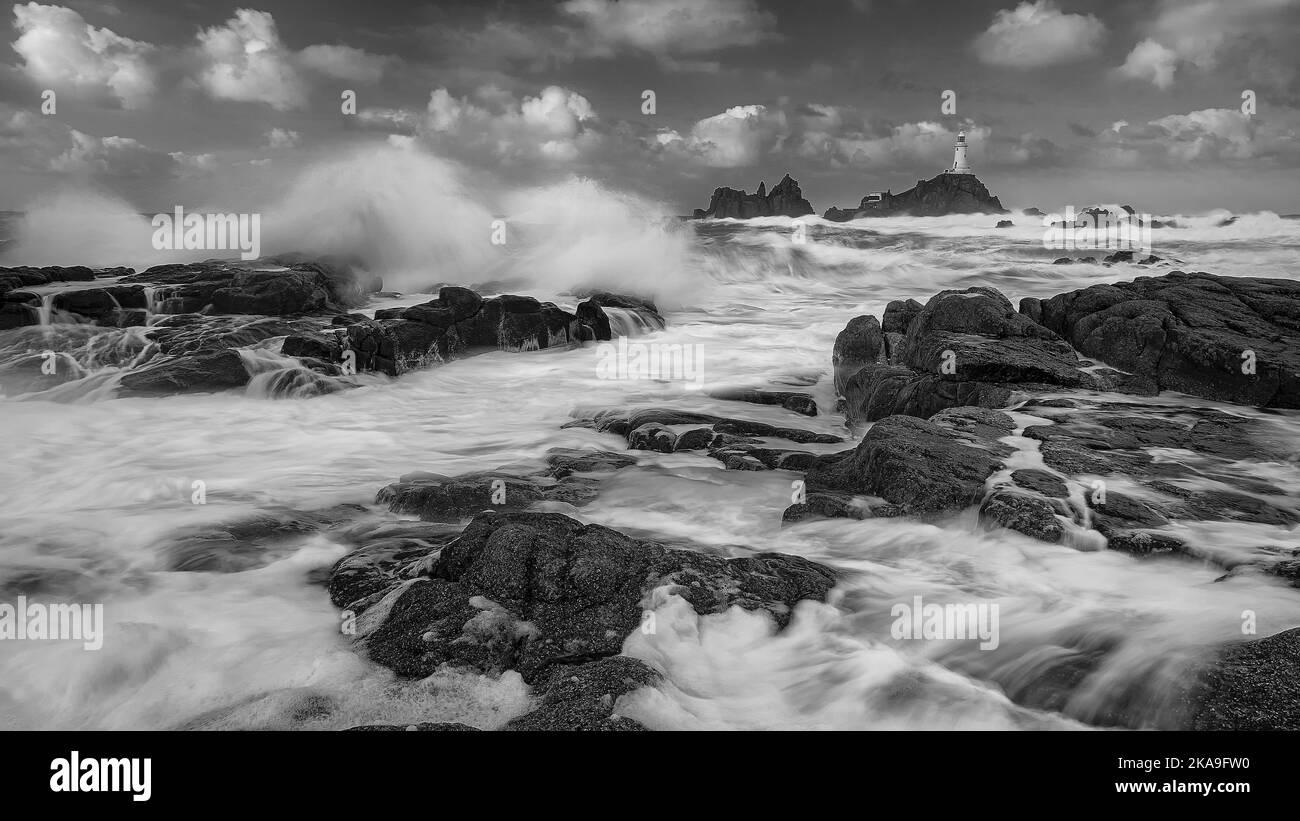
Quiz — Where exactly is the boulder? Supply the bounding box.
[792,411,1012,520]
[1029,271,1300,408]
[345,511,838,681]
[118,349,250,395]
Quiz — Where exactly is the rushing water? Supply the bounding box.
[2,173,1299,730]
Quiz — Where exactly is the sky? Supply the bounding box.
[1,0,1298,215]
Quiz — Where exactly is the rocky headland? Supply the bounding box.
[824,172,1007,220]
[690,173,815,219]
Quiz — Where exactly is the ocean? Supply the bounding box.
[2,153,1299,730]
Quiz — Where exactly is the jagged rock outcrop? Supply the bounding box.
[691,174,815,219]
[116,257,377,316]
[1024,271,1300,408]
[823,173,1007,220]
[835,285,1153,426]
[333,510,838,683]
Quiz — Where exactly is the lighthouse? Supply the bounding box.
[947,130,973,175]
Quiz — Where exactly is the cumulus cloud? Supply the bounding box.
[0,101,224,179]
[407,84,602,165]
[194,9,307,110]
[427,0,777,72]
[656,104,787,167]
[1092,107,1300,166]
[169,150,219,177]
[560,0,776,57]
[1117,38,1178,89]
[974,1,1106,68]
[50,130,174,177]
[265,127,300,149]
[11,2,157,108]
[192,9,392,110]
[1115,0,1300,98]
[298,44,388,83]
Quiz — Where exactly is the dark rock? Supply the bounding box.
[795,412,1009,520]
[832,315,884,395]
[1010,468,1069,498]
[1106,531,1185,557]
[118,349,250,395]
[576,406,842,446]
[628,423,678,453]
[1188,627,1300,730]
[882,299,923,335]
[673,427,715,451]
[692,173,815,219]
[350,511,838,681]
[996,220,1014,228]
[503,656,659,731]
[1030,271,1300,408]
[705,388,818,417]
[979,490,1065,543]
[345,722,480,731]
[157,504,369,573]
[824,173,1007,220]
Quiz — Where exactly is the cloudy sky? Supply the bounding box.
[2,0,1299,215]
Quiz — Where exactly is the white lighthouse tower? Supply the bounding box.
[947,130,973,175]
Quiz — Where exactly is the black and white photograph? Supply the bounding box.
[0,0,1297,799]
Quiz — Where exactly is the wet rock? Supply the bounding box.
[146,315,318,357]
[837,286,1130,425]
[1087,490,1170,533]
[628,423,678,453]
[575,406,842,446]
[376,449,638,523]
[543,448,638,478]
[1031,271,1300,408]
[118,349,250,395]
[793,412,1009,520]
[979,491,1065,543]
[882,299,923,335]
[503,656,659,731]
[347,511,837,681]
[159,504,370,573]
[1106,530,1185,557]
[673,427,715,452]
[121,256,372,314]
[832,315,885,395]
[707,443,817,472]
[1010,468,1069,498]
[706,387,818,416]
[574,291,665,339]
[1188,627,1300,730]
[345,722,480,731]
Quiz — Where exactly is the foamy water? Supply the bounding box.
[2,150,1299,730]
